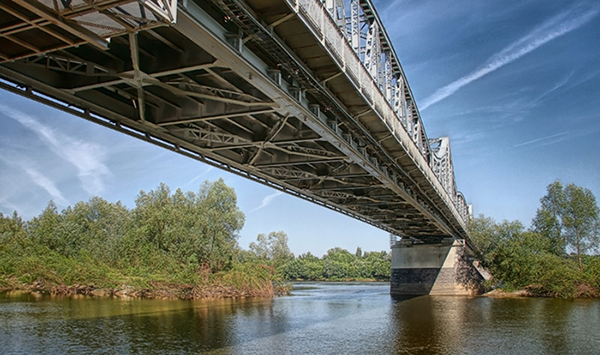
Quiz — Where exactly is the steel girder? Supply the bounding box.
[0,0,471,242]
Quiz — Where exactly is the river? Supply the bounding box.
[1,282,599,354]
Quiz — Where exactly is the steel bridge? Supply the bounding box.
[0,0,472,243]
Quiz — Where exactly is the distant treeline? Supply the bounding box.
[240,231,390,281]
[0,179,390,298]
[470,181,600,298]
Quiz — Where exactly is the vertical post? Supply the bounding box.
[365,21,381,86]
[385,51,393,102]
[128,32,145,121]
[350,0,360,54]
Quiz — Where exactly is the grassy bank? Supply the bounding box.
[0,246,289,299]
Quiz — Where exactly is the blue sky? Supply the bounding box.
[1,0,599,256]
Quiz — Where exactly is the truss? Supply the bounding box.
[0,0,472,240]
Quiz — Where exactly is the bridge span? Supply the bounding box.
[0,0,482,294]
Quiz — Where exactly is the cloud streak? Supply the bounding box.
[22,165,69,205]
[513,131,570,148]
[0,104,110,195]
[420,4,600,110]
[185,167,214,187]
[0,153,70,205]
[250,191,283,213]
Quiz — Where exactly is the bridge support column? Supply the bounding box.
[390,239,485,296]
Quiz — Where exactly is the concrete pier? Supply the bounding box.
[391,239,485,296]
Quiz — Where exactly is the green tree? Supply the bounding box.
[28,201,62,251]
[532,181,568,255]
[268,231,294,266]
[249,231,294,268]
[363,251,391,279]
[129,179,245,272]
[469,215,534,267]
[294,252,323,280]
[563,184,599,271]
[248,233,269,260]
[54,197,131,260]
[196,179,245,271]
[322,248,357,279]
[533,181,599,271]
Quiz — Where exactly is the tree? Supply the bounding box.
[469,215,534,267]
[267,231,294,265]
[197,179,245,271]
[563,184,599,271]
[54,197,131,259]
[249,233,269,260]
[0,211,28,251]
[249,231,294,267]
[129,179,245,271]
[28,201,62,251]
[533,181,599,271]
[532,181,568,255]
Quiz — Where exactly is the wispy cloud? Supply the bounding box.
[0,104,110,195]
[420,4,600,110]
[0,149,70,206]
[21,165,69,205]
[0,196,20,215]
[249,191,283,213]
[513,131,570,148]
[185,167,214,187]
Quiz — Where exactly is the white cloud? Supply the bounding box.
[513,131,570,148]
[0,196,20,215]
[185,167,214,187]
[0,104,110,195]
[249,191,283,213]
[21,165,69,205]
[420,4,600,110]
[0,151,69,207]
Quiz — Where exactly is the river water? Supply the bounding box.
[1,282,599,354]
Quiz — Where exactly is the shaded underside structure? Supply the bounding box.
[0,0,472,244]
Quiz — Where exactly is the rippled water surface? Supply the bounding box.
[1,282,599,354]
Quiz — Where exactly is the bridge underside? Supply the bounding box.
[0,0,469,242]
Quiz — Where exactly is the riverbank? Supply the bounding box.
[482,284,599,299]
[0,276,291,300]
[482,289,530,298]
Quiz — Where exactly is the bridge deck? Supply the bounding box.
[0,0,470,242]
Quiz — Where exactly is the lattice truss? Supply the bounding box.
[0,0,176,62]
[428,137,456,200]
[325,0,426,153]
[321,0,466,219]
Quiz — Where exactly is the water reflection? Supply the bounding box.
[390,296,467,355]
[1,284,600,354]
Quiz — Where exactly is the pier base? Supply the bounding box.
[390,239,485,296]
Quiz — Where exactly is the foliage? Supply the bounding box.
[469,212,599,298]
[469,181,600,298]
[279,248,391,281]
[0,180,287,298]
[129,179,245,272]
[532,181,600,270]
[248,231,294,268]
[532,181,567,256]
[0,177,391,298]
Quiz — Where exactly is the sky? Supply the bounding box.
[1,0,599,256]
